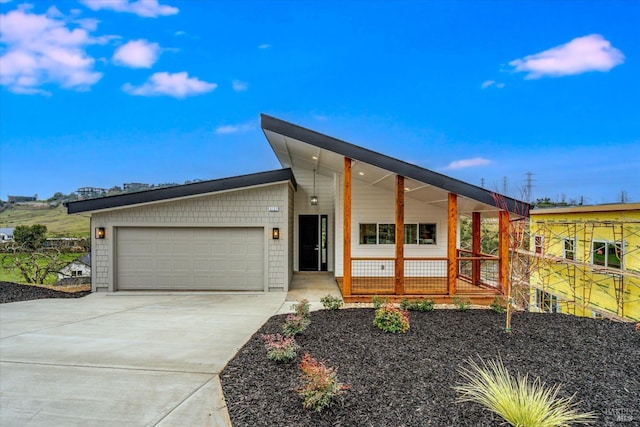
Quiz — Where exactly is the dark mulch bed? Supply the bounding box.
[221,309,640,426]
[0,281,91,303]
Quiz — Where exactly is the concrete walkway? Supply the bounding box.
[278,272,343,314]
[0,292,285,427]
[0,274,342,427]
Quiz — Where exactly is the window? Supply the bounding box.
[592,241,622,269]
[404,224,418,244]
[535,289,559,313]
[534,235,544,254]
[359,223,437,245]
[563,238,575,260]
[378,224,395,244]
[71,270,83,277]
[359,224,377,244]
[419,223,437,244]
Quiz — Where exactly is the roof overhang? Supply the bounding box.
[65,168,296,214]
[261,114,528,217]
[531,202,640,216]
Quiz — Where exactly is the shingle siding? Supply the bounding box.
[91,183,292,292]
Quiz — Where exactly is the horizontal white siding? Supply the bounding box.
[334,175,448,276]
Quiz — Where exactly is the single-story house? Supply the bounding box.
[66,114,528,302]
[57,253,91,281]
[0,227,15,241]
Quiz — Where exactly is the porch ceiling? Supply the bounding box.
[264,129,505,217]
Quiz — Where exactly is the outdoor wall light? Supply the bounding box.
[310,168,318,206]
[272,228,280,240]
[95,227,106,239]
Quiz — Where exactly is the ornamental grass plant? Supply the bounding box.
[454,357,595,427]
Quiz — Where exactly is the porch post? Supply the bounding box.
[343,157,352,297]
[395,175,405,295]
[447,193,458,295]
[472,212,481,285]
[498,210,510,295]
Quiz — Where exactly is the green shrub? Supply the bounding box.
[282,313,310,337]
[490,296,508,314]
[372,295,388,309]
[454,357,595,427]
[452,296,472,311]
[320,294,343,310]
[291,299,311,319]
[373,303,410,333]
[400,298,435,312]
[261,334,300,363]
[297,353,349,412]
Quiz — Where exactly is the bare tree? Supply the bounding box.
[2,225,70,284]
[491,192,533,333]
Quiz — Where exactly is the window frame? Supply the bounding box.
[534,235,544,254]
[563,237,575,260]
[535,289,559,313]
[591,240,622,269]
[358,222,438,246]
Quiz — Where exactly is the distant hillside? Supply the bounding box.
[0,205,89,237]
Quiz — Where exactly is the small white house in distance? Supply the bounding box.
[58,253,91,281]
[0,227,15,241]
[65,114,528,303]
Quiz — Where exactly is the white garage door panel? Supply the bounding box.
[116,227,264,291]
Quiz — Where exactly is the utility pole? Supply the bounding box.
[502,176,508,196]
[524,172,534,203]
[480,178,485,188]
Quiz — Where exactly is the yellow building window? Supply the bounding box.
[592,241,622,269]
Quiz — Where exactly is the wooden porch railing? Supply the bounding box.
[347,253,500,295]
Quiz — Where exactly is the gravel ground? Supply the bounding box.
[0,281,91,303]
[221,309,640,427]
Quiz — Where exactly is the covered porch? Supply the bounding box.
[261,114,527,305]
[339,160,514,304]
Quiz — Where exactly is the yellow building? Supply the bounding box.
[529,203,640,321]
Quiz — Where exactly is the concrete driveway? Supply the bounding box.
[0,292,286,427]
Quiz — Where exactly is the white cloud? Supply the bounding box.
[215,121,255,134]
[113,39,159,68]
[0,6,104,94]
[444,157,492,170]
[481,80,495,89]
[232,79,248,92]
[258,43,271,49]
[123,71,216,98]
[80,0,178,18]
[509,34,624,79]
[481,80,505,89]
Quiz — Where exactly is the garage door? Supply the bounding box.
[116,227,264,291]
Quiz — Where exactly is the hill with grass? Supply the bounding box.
[0,204,89,237]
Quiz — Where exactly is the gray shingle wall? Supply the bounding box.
[91,183,291,292]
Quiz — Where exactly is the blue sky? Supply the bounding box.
[1,0,638,204]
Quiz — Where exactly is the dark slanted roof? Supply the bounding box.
[66,169,296,214]
[78,253,91,267]
[261,114,528,215]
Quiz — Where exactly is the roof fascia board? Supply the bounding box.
[66,169,296,214]
[261,114,529,216]
[532,203,640,215]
